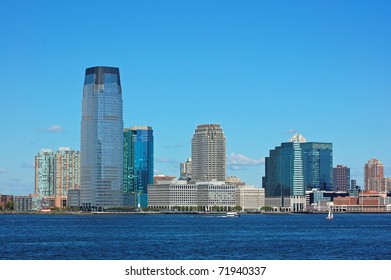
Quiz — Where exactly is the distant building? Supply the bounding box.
[264,196,306,212]
[153,175,177,184]
[351,179,357,190]
[364,159,384,191]
[236,186,264,211]
[124,126,154,208]
[333,165,350,192]
[226,176,246,186]
[191,124,226,182]
[148,181,237,211]
[14,194,43,211]
[301,142,333,191]
[263,133,333,197]
[35,149,55,196]
[263,135,304,197]
[35,147,80,208]
[367,177,391,193]
[0,195,13,210]
[179,158,192,181]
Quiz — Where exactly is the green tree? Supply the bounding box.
[261,206,273,212]
[6,201,13,210]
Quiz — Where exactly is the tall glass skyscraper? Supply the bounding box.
[263,133,333,197]
[123,126,154,208]
[263,141,304,197]
[80,66,124,210]
[191,124,226,182]
[301,142,333,191]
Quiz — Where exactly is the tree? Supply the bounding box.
[6,201,13,210]
[261,206,273,212]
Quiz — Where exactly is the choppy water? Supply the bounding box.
[0,213,390,260]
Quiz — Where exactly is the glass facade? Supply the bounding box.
[263,140,333,197]
[123,126,154,208]
[35,149,55,196]
[80,66,124,210]
[301,143,333,191]
[263,142,304,197]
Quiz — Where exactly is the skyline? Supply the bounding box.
[1,0,390,195]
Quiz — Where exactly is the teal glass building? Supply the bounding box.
[263,141,304,197]
[80,66,124,211]
[263,134,333,197]
[301,142,333,191]
[124,126,154,208]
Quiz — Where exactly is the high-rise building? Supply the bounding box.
[191,124,226,182]
[35,147,80,207]
[54,147,80,207]
[123,126,154,208]
[179,158,192,180]
[80,66,124,210]
[364,158,384,191]
[35,149,55,196]
[263,133,333,197]
[262,140,304,197]
[333,165,350,192]
[301,142,333,191]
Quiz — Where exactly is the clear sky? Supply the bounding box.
[0,0,390,195]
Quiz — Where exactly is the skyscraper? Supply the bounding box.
[124,126,154,208]
[179,158,192,180]
[191,124,226,182]
[333,165,350,192]
[80,66,124,211]
[35,147,80,208]
[263,133,333,197]
[35,149,55,196]
[262,138,304,197]
[364,158,384,191]
[301,142,333,191]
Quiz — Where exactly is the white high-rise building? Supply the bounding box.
[191,124,226,182]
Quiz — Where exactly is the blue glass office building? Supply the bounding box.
[80,66,124,210]
[301,142,333,191]
[263,134,333,197]
[263,141,304,197]
[124,126,154,208]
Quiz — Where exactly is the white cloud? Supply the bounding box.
[0,168,8,174]
[227,153,265,170]
[287,128,298,134]
[40,124,63,133]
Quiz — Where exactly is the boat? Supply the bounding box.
[326,208,333,220]
[226,211,240,217]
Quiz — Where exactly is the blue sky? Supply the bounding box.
[0,0,390,195]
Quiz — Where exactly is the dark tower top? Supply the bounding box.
[84,66,121,86]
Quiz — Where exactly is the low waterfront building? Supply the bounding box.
[264,196,306,212]
[331,191,390,212]
[14,194,43,211]
[236,185,264,211]
[148,180,245,211]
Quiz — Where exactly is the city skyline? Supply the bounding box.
[1,1,390,195]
